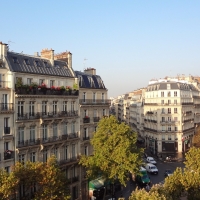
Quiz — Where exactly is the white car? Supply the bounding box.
[146,157,157,165]
[145,163,158,174]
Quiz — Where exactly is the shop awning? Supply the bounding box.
[89,177,105,190]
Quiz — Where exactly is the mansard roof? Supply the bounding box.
[75,71,106,89]
[6,52,74,78]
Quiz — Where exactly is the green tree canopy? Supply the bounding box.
[0,156,70,200]
[79,115,143,186]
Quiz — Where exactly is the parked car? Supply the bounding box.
[145,163,158,174]
[135,167,150,186]
[164,169,173,177]
[146,157,157,165]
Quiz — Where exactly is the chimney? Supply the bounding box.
[84,68,96,75]
[67,52,72,68]
[0,42,8,59]
[41,48,54,66]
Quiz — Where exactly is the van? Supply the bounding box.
[145,163,158,174]
[135,167,150,186]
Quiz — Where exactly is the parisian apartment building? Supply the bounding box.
[0,41,109,200]
[110,75,200,158]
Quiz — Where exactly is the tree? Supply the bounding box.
[79,115,143,186]
[0,156,70,200]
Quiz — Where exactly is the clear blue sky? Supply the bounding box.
[1,1,200,97]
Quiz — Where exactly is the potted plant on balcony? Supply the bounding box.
[60,86,65,94]
[72,83,79,95]
[38,83,47,94]
[66,86,72,95]
[15,79,23,93]
[30,82,38,94]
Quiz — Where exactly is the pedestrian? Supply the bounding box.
[145,184,150,192]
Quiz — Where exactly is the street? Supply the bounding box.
[114,159,185,200]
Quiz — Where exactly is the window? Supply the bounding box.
[174,108,177,113]
[39,79,44,85]
[71,122,75,133]
[84,146,88,155]
[84,128,88,138]
[93,92,96,102]
[4,142,9,151]
[168,126,171,131]
[63,123,68,135]
[53,101,57,114]
[168,117,171,122]
[83,92,86,102]
[94,126,97,132]
[63,101,67,112]
[168,100,171,104]
[35,60,40,67]
[53,124,57,137]
[84,110,87,117]
[18,127,24,143]
[27,78,32,85]
[175,126,178,131]
[162,134,165,140]
[24,59,30,65]
[52,148,58,158]
[162,126,165,131]
[161,108,165,114]
[161,100,164,104]
[42,101,47,115]
[167,84,171,90]
[19,154,25,163]
[103,109,106,116]
[71,101,75,112]
[30,152,36,162]
[79,76,82,87]
[94,109,97,117]
[174,91,177,97]
[30,127,35,142]
[43,150,48,162]
[65,146,68,160]
[42,125,48,140]
[72,186,78,200]
[5,166,10,173]
[174,99,177,104]
[72,144,76,158]
[4,118,9,134]
[161,92,164,97]
[168,108,171,114]
[29,101,35,117]
[167,92,171,97]
[18,101,24,118]
[162,117,165,122]
[44,61,48,67]
[50,80,54,87]
[168,134,171,140]
[13,57,19,64]
[102,93,105,102]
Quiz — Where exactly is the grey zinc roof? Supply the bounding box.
[75,71,106,89]
[6,52,75,77]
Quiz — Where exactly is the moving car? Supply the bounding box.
[135,167,150,186]
[145,163,158,174]
[146,157,157,165]
[164,169,173,177]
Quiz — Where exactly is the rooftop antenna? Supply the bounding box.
[83,58,88,71]
[7,40,15,51]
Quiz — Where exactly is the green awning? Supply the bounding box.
[89,177,105,190]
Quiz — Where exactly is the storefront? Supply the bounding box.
[162,141,178,152]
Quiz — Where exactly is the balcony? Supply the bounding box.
[59,156,79,167]
[83,136,90,141]
[144,127,157,133]
[79,99,110,105]
[16,113,40,121]
[4,127,10,134]
[0,81,11,89]
[4,150,14,160]
[93,117,100,122]
[15,86,79,96]
[83,117,90,123]
[0,103,14,112]
[182,102,193,105]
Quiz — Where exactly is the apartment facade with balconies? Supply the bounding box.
[144,80,198,156]
[0,42,81,199]
[75,68,109,199]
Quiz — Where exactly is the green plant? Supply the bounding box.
[30,82,38,88]
[73,83,79,90]
[16,78,23,88]
[60,86,65,90]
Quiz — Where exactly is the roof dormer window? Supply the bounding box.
[24,59,30,65]
[13,57,19,64]
[44,61,48,67]
[35,60,40,67]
